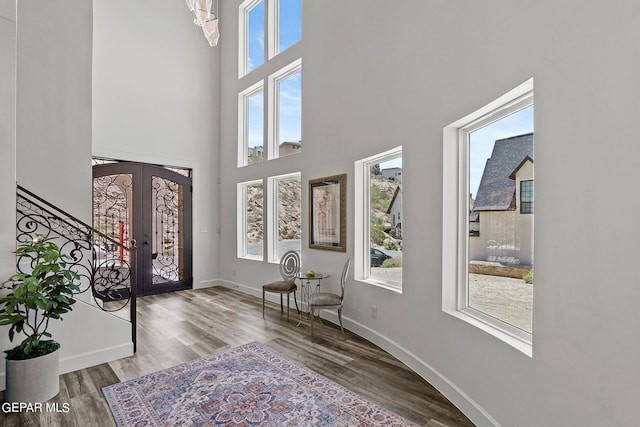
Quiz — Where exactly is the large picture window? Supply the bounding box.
[355,147,403,292]
[443,79,534,354]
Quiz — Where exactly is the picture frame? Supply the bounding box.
[309,174,347,252]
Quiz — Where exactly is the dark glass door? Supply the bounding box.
[93,162,192,296]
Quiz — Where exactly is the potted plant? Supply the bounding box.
[0,235,79,403]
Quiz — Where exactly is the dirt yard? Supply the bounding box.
[371,268,533,332]
[469,273,532,332]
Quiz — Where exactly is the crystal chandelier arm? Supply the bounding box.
[185,0,220,46]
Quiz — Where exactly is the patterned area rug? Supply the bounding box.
[103,342,418,426]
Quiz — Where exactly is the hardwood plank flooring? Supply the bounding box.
[0,286,474,426]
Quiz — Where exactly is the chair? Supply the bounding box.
[310,258,351,339]
[262,250,300,321]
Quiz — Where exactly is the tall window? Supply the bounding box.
[443,79,534,354]
[355,147,403,292]
[269,59,302,159]
[239,82,265,165]
[239,0,302,165]
[275,0,302,54]
[240,0,265,75]
[237,1,302,262]
[237,180,264,260]
[268,172,301,262]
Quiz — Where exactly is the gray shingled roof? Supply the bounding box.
[473,133,533,211]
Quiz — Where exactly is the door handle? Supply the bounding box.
[144,241,150,245]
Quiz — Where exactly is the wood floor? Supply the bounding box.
[0,286,474,427]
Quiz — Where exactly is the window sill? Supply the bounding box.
[356,277,403,294]
[443,307,533,357]
[238,255,263,262]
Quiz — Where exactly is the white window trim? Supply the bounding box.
[354,146,403,293]
[442,78,534,356]
[267,58,302,160]
[238,80,265,167]
[267,172,301,263]
[237,179,265,260]
[238,0,264,78]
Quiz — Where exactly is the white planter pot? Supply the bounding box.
[5,348,60,403]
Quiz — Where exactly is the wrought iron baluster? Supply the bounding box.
[15,185,136,313]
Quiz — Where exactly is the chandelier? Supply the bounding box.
[185,0,220,46]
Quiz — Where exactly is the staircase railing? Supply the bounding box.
[15,185,137,350]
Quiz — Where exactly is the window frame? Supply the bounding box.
[520,179,534,214]
[241,0,302,78]
[239,0,265,78]
[267,172,302,263]
[268,0,302,59]
[238,81,265,167]
[267,58,302,160]
[442,79,534,356]
[237,179,265,261]
[239,0,302,166]
[354,146,403,293]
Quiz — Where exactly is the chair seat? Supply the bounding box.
[310,258,350,340]
[309,292,341,306]
[263,278,297,292]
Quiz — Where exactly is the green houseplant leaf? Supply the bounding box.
[0,235,80,360]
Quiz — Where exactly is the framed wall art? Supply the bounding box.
[309,174,347,252]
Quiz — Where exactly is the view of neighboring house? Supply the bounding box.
[470,133,533,266]
[469,210,480,237]
[381,167,402,182]
[386,185,402,239]
[279,141,302,157]
[248,145,263,158]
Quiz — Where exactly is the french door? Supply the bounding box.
[93,162,193,296]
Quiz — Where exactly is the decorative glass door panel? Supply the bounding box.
[92,169,134,307]
[151,176,184,285]
[93,172,133,264]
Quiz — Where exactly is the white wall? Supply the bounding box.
[15,0,92,217]
[92,0,221,288]
[0,0,17,365]
[1,0,133,391]
[217,1,640,426]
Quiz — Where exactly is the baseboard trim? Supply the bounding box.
[196,278,221,288]
[217,280,309,311]
[340,315,501,427]
[59,342,134,375]
[0,342,134,391]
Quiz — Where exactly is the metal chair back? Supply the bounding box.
[279,250,300,281]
